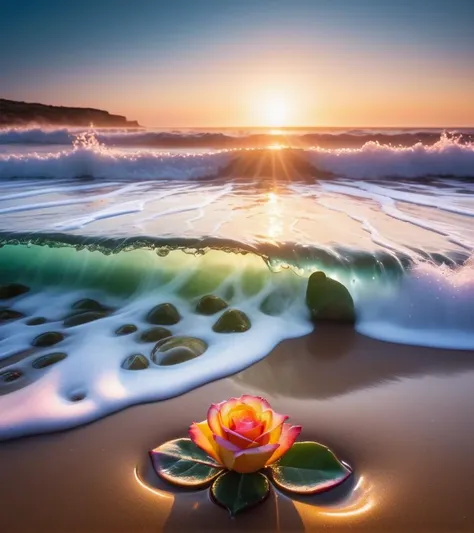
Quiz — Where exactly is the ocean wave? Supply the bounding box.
[0,134,474,180]
[1,126,474,149]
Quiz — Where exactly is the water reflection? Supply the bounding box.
[232,326,474,400]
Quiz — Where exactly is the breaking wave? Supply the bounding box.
[0,133,473,180]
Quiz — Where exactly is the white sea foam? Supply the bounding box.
[0,133,473,180]
[0,249,312,440]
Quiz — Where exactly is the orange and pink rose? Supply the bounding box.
[189,395,302,474]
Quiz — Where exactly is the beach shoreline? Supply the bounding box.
[1,328,474,532]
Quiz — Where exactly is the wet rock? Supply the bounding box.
[115,324,138,336]
[138,326,172,343]
[305,271,355,324]
[151,336,207,366]
[0,309,25,323]
[0,283,30,300]
[26,317,47,326]
[64,311,107,327]
[0,369,23,383]
[146,303,181,325]
[121,353,149,370]
[32,352,67,369]
[196,295,228,315]
[71,299,109,313]
[212,309,251,333]
[32,331,65,347]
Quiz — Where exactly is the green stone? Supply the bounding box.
[0,309,25,323]
[138,326,172,343]
[212,309,251,333]
[26,317,47,326]
[196,295,228,315]
[63,311,107,327]
[71,298,109,313]
[32,331,65,347]
[121,353,149,370]
[32,352,67,369]
[115,324,138,336]
[0,369,23,383]
[151,336,207,366]
[305,271,356,324]
[0,283,30,299]
[146,303,181,325]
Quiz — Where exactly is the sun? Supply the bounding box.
[261,95,290,127]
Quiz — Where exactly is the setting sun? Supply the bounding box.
[260,94,291,127]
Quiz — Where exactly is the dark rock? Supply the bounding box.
[71,299,109,313]
[0,283,30,299]
[151,336,207,366]
[32,331,64,347]
[32,352,67,369]
[121,353,149,370]
[0,309,25,323]
[115,324,138,336]
[138,326,172,343]
[146,303,181,325]
[26,317,47,326]
[305,271,356,324]
[0,98,141,128]
[196,295,228,315]
[0,369,23,383]
[64,311,107,327]
[212,309,251,333]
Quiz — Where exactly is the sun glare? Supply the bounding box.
[261,95,289,127]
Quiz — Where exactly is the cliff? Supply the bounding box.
[0,99,141,128]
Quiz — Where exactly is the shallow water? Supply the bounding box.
[1,127,474,439]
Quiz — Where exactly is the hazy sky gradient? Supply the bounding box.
[1,0,473,127]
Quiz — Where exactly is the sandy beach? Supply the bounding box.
[1,327,474,532]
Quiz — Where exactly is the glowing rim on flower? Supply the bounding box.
[149,395,352,516]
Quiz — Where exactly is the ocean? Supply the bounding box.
[1,126,474,440]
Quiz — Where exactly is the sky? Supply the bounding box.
[1,0,473,127]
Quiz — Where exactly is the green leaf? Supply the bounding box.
[149,438,224,488]
[211,471,270,517]
[270,441,352,494]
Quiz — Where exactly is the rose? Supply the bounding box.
[189,395,302,474]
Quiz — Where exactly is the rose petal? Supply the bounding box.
[232,443,280,473]
[265,424,302,466]
[214,434,242,470]
[219,397,247,422]
[240,395,272,413]
[207,403,224,438]
[256,411,289,445]
[189,420,222,464]
[222,425,261,449]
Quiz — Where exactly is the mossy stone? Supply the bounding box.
[71,299,109,313]
[260,290,293,316]
[0,283,30,300]
[138,326,172,343]
[32,331,65,347]
[212,309,251,333]
[121,353,149,370]
[196,295,228,315]
[115,324,138,336]
[32,352,67,369]
[64,311,107,327]
[305,271,356,324]
[26,317,47,326]
[0,309,25,322]
[146,303,181,325]
[151,336,207,366]
[0,369,23,383]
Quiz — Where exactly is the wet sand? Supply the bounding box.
[1,326,474,532]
